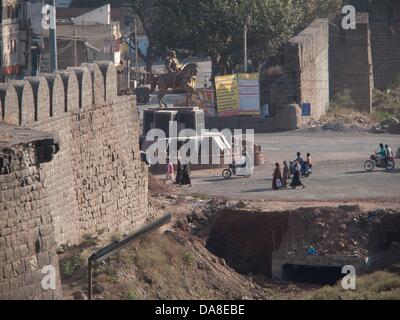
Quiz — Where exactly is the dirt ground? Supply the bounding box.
[60,184,400,300]
[60,132,400,300]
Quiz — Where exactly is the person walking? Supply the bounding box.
[290,161,306,189]
[175,160,183,185]
[306,153,312,169]
[165,161,175,183]
[272,162,282,190]
[180,163,192,187]
[282,161,290,188]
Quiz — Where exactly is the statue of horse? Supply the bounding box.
[150,63,199,108]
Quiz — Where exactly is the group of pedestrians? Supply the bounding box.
[166,160,192,187]
[272,152,311,190]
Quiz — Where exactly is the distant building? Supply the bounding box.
[41,4,122,71]
[57,5,149,67]
[0,0,28,80]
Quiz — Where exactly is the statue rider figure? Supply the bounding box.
[165,50,182,90]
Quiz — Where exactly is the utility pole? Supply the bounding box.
[49,0,58,72]
[134,17,139,81]
[244,22,247,73]
[74,24,77,66]
[244,15,251,74]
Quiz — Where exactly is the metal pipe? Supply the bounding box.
[87,213,171,299]
[88,258,93,300]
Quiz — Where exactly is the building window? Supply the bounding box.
[10,40,17,54]
[6,5,17,19]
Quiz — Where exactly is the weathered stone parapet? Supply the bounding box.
[10,80,35,126]
[0,62,150,299]
[41,73,65,117]
[97,61,117,101]
[66,67,93,110]
[0,124,62,300]
[0,83,19,125]
[58,70,80,114]
[81,63,105,105]
[25,77,51,122]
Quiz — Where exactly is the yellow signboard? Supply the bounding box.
[215,73,260,117]
[215,74,240,117]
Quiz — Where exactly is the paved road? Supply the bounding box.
[180,131,400,201]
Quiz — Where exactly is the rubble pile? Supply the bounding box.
[299,114,373,133]
[372,117,400,134]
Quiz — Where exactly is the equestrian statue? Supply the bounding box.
[150,50,199,108]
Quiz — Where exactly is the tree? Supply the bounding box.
[153,0,342,77]
[71,0,342,75]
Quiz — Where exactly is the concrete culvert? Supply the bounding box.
[206,206,400,285]
[281,264,343,286]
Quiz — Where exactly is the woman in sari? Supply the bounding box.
[272,162,282,190]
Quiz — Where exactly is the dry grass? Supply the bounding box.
[91,231,273,300]
[373,87,400,121]
[307,269,400,300]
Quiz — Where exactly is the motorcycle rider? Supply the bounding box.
[385,144,394,158]
[294,152,303,164]
[377,143,386,165]
[232,151,247,175]
[292,152,307,175]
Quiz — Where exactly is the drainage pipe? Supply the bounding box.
[87,213,172,300]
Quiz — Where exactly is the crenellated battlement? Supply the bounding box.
[0,62,117,126]
[0,61,151,300]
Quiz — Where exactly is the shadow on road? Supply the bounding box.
[345,169,400,175]
[201,178,231,182]
[243,188,270,193]
[345,170,373,175]
[383,168,400,174]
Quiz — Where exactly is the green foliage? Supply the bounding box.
[61,255,82,278]
[82,233,97,246]
[181,251,195,266]
[307,270,400,300]
[330,89,356,113]
[373,86,400,121]
[123,290,139,300]
[105,268,120,284]
[70,0,341,75]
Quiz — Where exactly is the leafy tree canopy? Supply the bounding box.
[70,0,342,75]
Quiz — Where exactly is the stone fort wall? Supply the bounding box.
[329,13,374,113]
[330,1,400,113]
[345,0,400,89]
[0,62,151,299]
[270,19,330,123]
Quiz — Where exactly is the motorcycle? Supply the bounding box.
[289,161,312,178]
[222,161,251,179]
[364,154,395,172]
